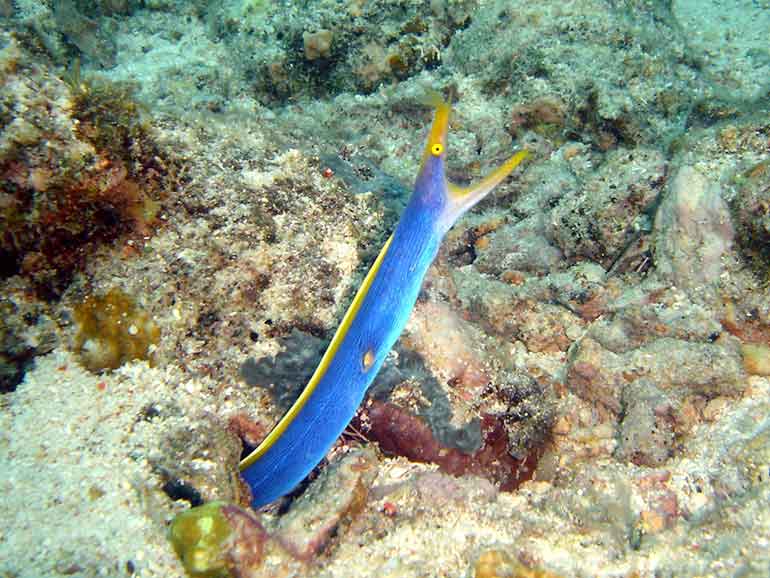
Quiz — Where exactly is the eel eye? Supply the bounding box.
[362,349,375,371]
[430,143,444,156]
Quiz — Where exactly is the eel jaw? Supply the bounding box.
[440,149,530,229]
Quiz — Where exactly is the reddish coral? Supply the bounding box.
[360,400,542,491]
[12,151,165,297]
[574,292,609,321]
[565,338,624,415]
[381,502,398,517]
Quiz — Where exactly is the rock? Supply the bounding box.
[633,337,744,397]
[275,446,378,559]
[474,216,563,277]
[404,301,490,401]
[155,415,245,506]
[616,380,675,467]
[546,148,665,268]
[653,165,735,291]
[413,471,498,506]
[568,288,746,424]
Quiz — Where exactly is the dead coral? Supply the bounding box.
[568,334,745,418]
[274,447,378,561]
[616,379,676,467]
[653,165,735,291]
[565,288,748,466]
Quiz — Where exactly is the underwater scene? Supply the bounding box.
[1,0,769,576]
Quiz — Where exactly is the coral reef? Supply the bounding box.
[1,0,769,577]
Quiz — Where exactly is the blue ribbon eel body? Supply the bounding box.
[240,96,529,508]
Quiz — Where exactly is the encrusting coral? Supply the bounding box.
[168,501,267,578]
[72,288,159,372]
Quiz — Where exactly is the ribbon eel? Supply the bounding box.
[240,95,529,507]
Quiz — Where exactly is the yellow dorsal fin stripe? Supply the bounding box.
[239,233,395,470]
